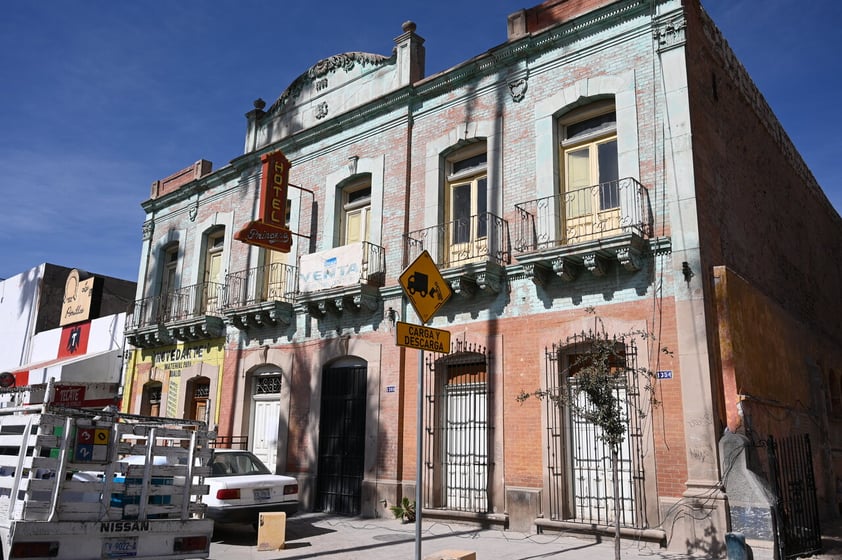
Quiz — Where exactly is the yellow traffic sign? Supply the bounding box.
[395,322,450,353]
[398,250,451,324]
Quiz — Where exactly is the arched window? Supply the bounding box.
[444,143,487,266]
[558,100,620,242]
[202,228,225,313]
[159,243,179,321]
[141,381,162,417]
[186,376,211,423]
[339,175,372,245]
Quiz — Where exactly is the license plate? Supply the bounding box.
[103,536,138,558]
[254,488,271,501]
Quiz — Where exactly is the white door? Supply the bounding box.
[443,383,488,511]
[569,382,636,524]
[251,398,280,471]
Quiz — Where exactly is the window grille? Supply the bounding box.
[255,375,282,395]
[424,341,492,513]
[194,383,210,399]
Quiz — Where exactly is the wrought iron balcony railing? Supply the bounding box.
[360,241,386,287]
[513,177,652,253]
[126,281,225,330]
[224,262,297,310]
[404,212,509,269]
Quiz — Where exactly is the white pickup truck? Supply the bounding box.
[0,381,214,559]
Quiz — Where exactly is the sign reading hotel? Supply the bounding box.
[235,150,293,253]
[396,321,450,353]
[60,269,98,326]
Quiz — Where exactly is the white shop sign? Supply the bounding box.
[299,242,364,293]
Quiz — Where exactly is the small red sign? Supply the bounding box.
[234,220,293,253]
[77,428,95,443]
[58,321,90,359]
[258,150,290,228]
[54,384,87,407]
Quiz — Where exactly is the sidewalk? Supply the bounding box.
[208,512,842,560]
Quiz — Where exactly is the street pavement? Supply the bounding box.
[208,512,842,559]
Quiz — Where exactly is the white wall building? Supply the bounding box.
[0,264,135,401]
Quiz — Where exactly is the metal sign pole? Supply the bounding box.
[397,251,452,560]
[415,344,424,560]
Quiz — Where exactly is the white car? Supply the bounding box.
[204,449,299,526]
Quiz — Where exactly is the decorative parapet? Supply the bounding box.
[268,52,393,115]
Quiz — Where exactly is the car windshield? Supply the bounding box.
[211,452,271,476]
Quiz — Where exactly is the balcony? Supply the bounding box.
[404,212,509,296]
[126,282,226,348]
[223,262,297,329]
[513,178,656,285]
[296,241,386,316]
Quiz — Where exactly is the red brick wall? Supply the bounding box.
[685,3,842,345]
[518,0,619,36]
[150,159,212,199]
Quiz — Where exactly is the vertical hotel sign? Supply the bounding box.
[259,150,289,228]
[234,150,293,253]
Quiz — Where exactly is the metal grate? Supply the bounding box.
[316,365,367,515]
[544,334,647,528]
[424,342,492,513]
[767,434,822,559]
[210,435,249,449]
[254,375,282,395]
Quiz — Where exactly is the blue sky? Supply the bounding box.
[1,1,840,282]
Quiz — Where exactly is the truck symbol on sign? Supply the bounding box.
[406,272,443,301]
[406,272,429,297]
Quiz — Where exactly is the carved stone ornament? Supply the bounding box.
[508,78,528,102]
[142,220,154,240]
[188,202,199,222]
[617,247,642,272]
[523,262,551,287]
[653,15,687,51]
[583,253,607,277]
[315,102,329,120]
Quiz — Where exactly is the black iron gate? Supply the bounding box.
[316,365,366,515]
[767,434,822,559]
[543,335,648,528]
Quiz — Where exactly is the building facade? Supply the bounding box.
[122,0,842,554]
[0,263,135,401]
